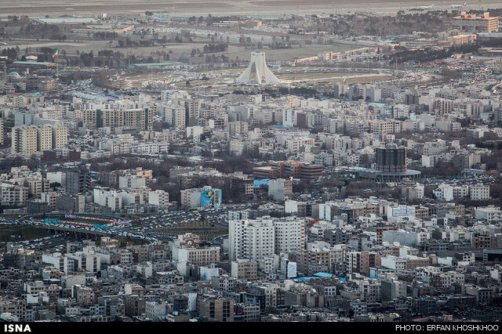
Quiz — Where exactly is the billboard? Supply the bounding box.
[200,188,222,209]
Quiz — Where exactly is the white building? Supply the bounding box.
[475,206,502,222]
[433,183,454,201]
[381,255,407,270]
[181,188,201,208]
[387,205,416,220]
[180,188,201,209]
[229,219,275,261]
[93,188,122,212]
[145,301,167,321]
[229,217,305,261]
[118,175,146,189]
[148,190,169,208]
[273,217,305,254]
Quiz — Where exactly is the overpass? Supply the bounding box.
[43,225,110,240]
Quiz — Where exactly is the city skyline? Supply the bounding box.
[0,1,502,327]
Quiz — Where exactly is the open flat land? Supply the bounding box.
[0,0,501,16]
[1,39,357,62]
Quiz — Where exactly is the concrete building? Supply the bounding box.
[11,124,68,155]
[475,206,502,222]
[178,247,220,267]
[231,259,258,281]
[273,217,305,254]
[53,125,68,149]
[145,301,167,320]
[268,178,293,201]
[11,126,38,155]
[453,12,499,33]
[180,187,222,209]
[82,108,153,131]
[197,296,234,322]
[37,125,53,152]
[470,184,490,201]
[229,219,275,261]
[148,190,169,208]
[229,217,305,261]
[65,168,90,195]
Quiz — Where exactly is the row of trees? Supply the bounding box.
[330,11,447,37]
[390,44,480,64]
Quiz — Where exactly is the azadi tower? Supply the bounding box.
[236,52,280,85]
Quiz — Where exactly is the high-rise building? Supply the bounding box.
[229,217,305,261]
[164,107,187,129]
[11,125,68,155]
[273,218,305,254]
[375,144,407,173]
[0,118,4,145]
[37,124,53,152]
[11,125,38,155]
[53,125,68,149]
[64,168,90,195]
[229,219,275,261]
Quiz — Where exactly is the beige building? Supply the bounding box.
[82,108,153,131]
[197,296,234,322]
[53,125,69,149]
[0,118,4,145]
[38,125,53,152]
[231,259,258,281]
[453,12,499,33]
[12,125,38,155]
[178,247,220,266]
[12,125,68,155]
[347,251,381,276]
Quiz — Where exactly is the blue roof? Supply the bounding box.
[253,179,269,187]
[293,277,314,281]
[313,272,334,278]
